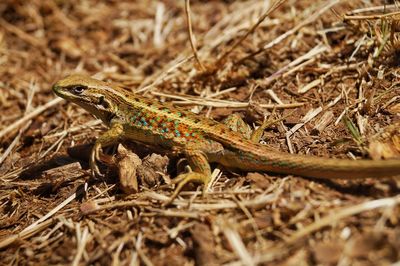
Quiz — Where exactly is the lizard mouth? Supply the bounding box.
[52,84,73,99]
[52,84,62,96]
[52,84,88,103]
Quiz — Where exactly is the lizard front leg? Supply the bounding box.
[90,122,123,176]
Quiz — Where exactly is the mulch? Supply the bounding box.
[0,0,399,265]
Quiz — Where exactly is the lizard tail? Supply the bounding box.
[221,149,400,179]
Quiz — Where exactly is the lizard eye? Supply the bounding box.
[71,85,86,95]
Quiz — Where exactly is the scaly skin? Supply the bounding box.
[53,74,400,203]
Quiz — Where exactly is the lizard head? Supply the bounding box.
[52,74,118,124]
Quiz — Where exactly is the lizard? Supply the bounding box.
[52,74,400,204]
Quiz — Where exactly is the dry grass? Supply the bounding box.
[1,0,400,265]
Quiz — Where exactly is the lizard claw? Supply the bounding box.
[89,155,105,177]
[90,144,105,177]
[90,161,104,177]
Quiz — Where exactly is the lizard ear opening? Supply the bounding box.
[98,96,110,109]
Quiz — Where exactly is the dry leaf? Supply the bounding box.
[115,144,142,194]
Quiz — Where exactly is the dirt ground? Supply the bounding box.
[1,0,400,265]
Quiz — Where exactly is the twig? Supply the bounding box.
[0,218,55,249]
[348,4,399,15]
[221,219,255,266]
[44,119,102,139]
[0,121,31,165]
[135,233,154,266]
[262,44,328,87]
[136,56,192,93]
[239,0,341,62]
[0,80,37,163]
[185,0,205,71]
[285,94,342,138]
[344,10,400,20]
[0,18,45,47]
[21,182,88,234]
[151,91,304,109]
[216,0,285,66]
[39,131,67,159]
[216,0,286,67]
[72,225,90,266]
[0,98,63,139]
[145,191,278,210]
[153,2,165,47]
[286,196,400,244]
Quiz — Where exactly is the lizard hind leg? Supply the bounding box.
[222,110,292,143]
[164,149,211,206]
[222,113,252,140]
[221,113,269,142]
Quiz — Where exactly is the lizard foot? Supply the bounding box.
[163,172,209,207]
[89,143,116,178]
[90,143,105,177]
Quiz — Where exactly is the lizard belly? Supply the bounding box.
[123,126,183,150]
